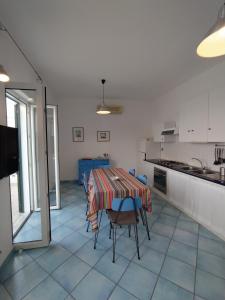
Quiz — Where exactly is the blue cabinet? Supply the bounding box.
[78,159,109,184]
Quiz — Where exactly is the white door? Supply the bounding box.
[5,82,50,250]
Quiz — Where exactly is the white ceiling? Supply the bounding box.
[0,0,224,101]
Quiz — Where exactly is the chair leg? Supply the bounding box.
[93,210,103,249]
[128,225,131,237]
[86,220,90,232]
[109,222,112,239]
[112,226,117,263]
[139,208,145,226]
[134,224,140,260]
[144,209,151,240]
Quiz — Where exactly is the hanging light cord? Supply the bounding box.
[0,21,43,83]
[102,79,106,105]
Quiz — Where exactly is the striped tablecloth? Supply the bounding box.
[87,168,152,231]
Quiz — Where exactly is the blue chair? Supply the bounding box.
[96,164,112,169]
[136,174,147,185]
[108,197,141,263]
[128,168,136,176]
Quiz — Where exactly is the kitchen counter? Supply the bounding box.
[145,159,225,186]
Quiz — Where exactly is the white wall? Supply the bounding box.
[56,97,152,180]
[150,60,225,171]
[0,30,51,266]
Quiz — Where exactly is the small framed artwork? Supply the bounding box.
[97,131,110,142]
[72,127,84,142]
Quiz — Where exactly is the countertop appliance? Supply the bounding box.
[154,167,167,194]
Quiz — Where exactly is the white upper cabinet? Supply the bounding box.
[208,88,225,142]
[179,94,208,142]
[153,122,164,143]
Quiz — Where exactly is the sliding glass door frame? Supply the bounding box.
[46,105,61,210]
[5,82,51,250]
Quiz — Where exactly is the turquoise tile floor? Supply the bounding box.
[1,181,225,300]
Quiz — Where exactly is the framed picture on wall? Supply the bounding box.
[97,131,110,142]
[72,127,84,142]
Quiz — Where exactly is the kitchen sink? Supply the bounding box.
[191,169,216,175]
[179,166,199,171]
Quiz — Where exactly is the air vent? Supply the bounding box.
[96,105,123,114]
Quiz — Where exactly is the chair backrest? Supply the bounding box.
[97,164,112,169]
[128,168,135,176]
[83,172,88,193]
[136,174,147,185]
[112,197,142,212]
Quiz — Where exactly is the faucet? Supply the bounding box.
[191,158,205,170]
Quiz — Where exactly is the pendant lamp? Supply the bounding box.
[197,2,225,58]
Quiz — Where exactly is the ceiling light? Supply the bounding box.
[197,2,225,58]
[96,79,111,115]
[0,65,10,82]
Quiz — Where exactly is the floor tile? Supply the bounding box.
[36,244,71,273]
[4,261,48,300]
[197,250,225,279]
[176,220,199,235]
[114,235,139,260]
[142,232,170,253]
[195,269,225,300]
[119,262,157,300]
[65,217,86,230]
[179,213,195,223]
[0,251,33,282]
[161,256,195,292]
[157,213,178,226]
[173,228,198,248]
[0,284,11,300]
[198,236,225,259]
[23,276,68,300]
[51,225,74,242]
[132,245,165,274]
[199,225,221,242]
[72,269,115,300]
[162,206,180,217]
[59,232,89,253]
[151,222,174,238]
[168,240,197,266]
[152,277,194,300]
[76,239,106,266]
[94,250,129,283]
[25,247,49,260]
[194,296,205,300]
[52,255,90,292]
[109,286,138,300]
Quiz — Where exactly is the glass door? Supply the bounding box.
[5,83,50,250]
[46,105,60,209]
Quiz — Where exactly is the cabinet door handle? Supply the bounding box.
[208,128,212,131]
[191,130,194,132]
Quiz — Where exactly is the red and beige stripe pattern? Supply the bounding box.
[88,168,152,231]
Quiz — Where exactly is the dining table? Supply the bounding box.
[87,167,152,231]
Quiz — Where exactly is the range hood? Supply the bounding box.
[161,121,179,136]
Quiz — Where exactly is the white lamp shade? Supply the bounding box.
[0,65,10,82]
[96,105,111,115]
[197,4,225,58]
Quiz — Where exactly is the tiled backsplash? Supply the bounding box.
[161,142,225,172]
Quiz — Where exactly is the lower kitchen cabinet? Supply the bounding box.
[145,162,225,241]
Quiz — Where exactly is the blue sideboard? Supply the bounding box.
[78,159,110,184]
